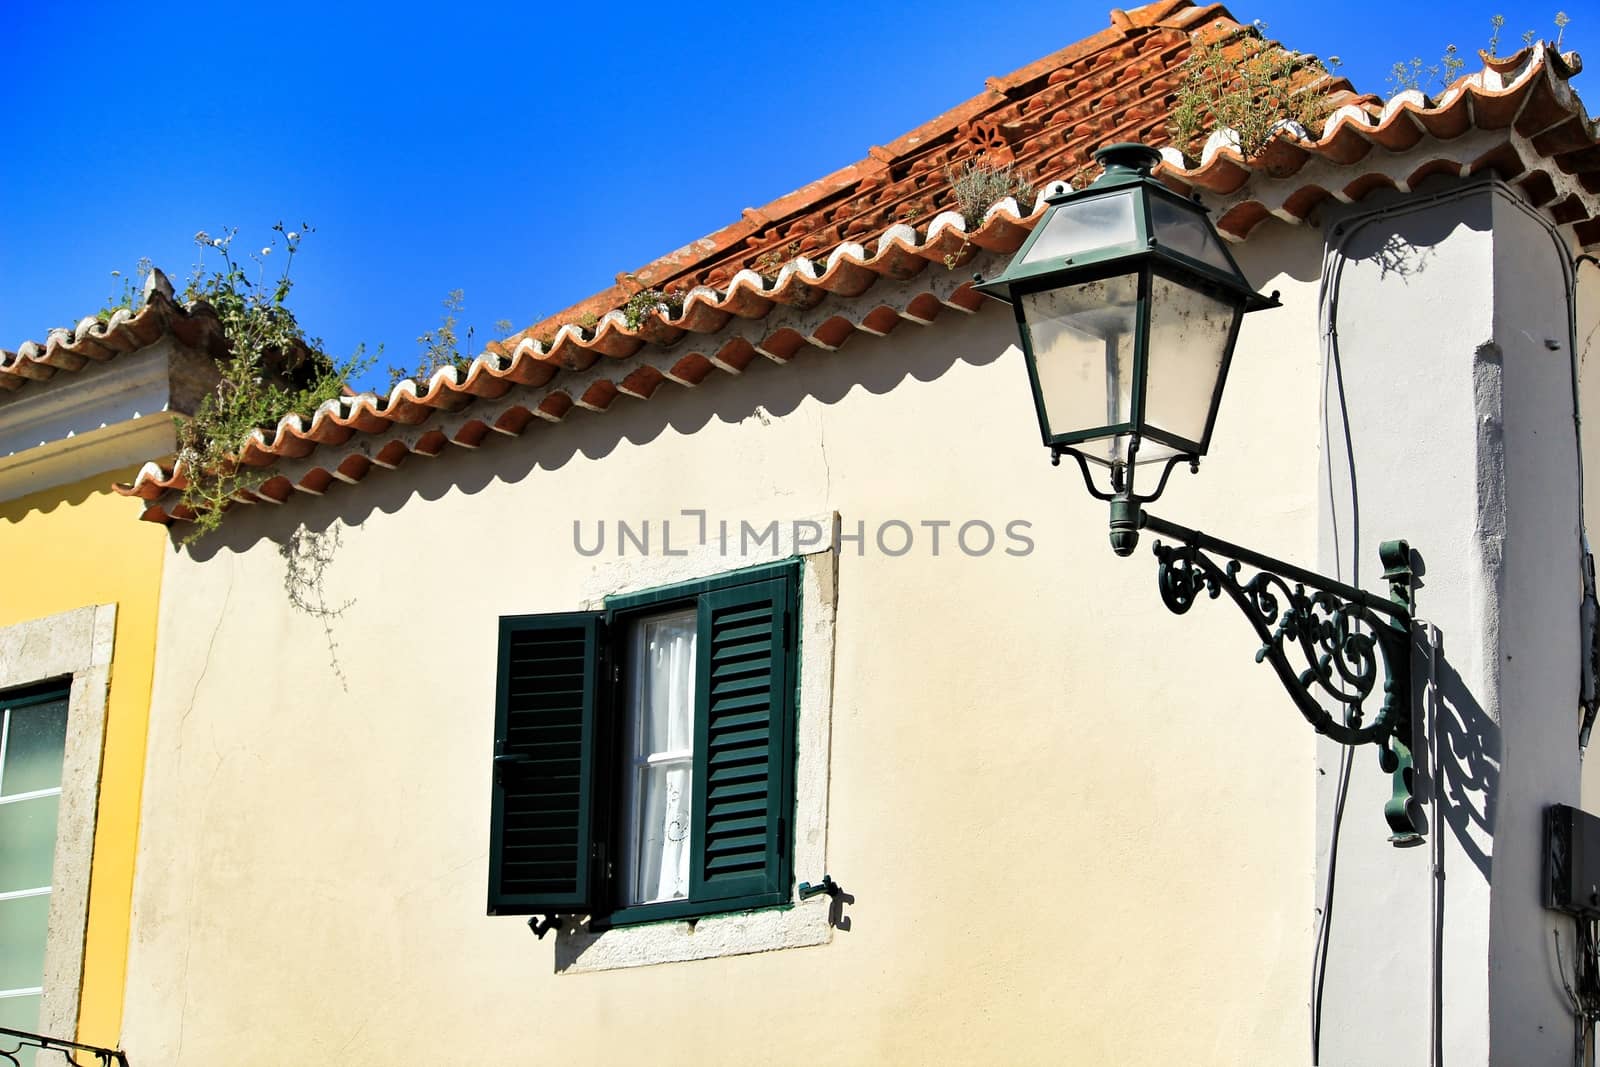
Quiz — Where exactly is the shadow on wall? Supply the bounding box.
[1328,174,1492,286]
[182,304,1018,561]
[2,474,135,525]
[1320,177,1500,881]
[1365,231,1438,281]
[551,886,857,972]
[1420,625,1500,882]
[829,888,855,931]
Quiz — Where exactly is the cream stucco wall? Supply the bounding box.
[123,225,1328,1064]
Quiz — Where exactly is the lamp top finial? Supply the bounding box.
[1092,143,1162,182]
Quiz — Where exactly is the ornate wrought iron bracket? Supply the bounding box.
[0,1026,128,1066]
[1138,509,1422,845]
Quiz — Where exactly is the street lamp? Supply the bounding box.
[975,144,1423,843]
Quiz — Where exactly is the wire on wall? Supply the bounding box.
[1573,254,1600,749]
[1308,180,1598,1062]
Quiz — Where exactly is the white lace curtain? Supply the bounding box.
[621,610,697,905]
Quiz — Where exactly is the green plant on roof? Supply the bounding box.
[1169,23,1337,161]
[944,159,1035,230]
[1386,44,1466,97]
[753,241,805,281]
[98,259,153,321]
[1397,12,1574,97]
[620,275,686,330]
[173,224,374,543]
[386,289,478,391]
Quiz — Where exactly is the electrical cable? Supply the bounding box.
[1308,189,1372,1066]
[1307,179,1595,1061]
[1308,213,1369,1064]
[1572,254,1599,749]
[1310,740,1353,1066]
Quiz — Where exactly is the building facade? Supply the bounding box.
[83,2,1600,1063]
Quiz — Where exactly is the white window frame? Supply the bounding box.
[0,605,116,1039]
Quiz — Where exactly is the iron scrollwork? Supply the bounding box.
[1148,522,1422,844]
[0,1027,128,1067]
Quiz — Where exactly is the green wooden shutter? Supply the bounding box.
[690,575,794,904]
[488,612,606,916]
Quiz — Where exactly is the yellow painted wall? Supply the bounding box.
[0,466,166,1048]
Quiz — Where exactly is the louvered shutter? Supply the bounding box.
[690,575,794,903]
[488,612,606,915]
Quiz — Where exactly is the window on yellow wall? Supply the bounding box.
[0,681,70,1064]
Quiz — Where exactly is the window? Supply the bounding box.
[488,560,799,928]
[0,680,70,1054]
[618,608,695,906]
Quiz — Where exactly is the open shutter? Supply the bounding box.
[690,574,794,903]
[488,612,606,916]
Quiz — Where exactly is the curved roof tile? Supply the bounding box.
[0,272,228,392]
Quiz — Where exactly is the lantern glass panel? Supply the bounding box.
[1020,272,1138,449]
[1019,191,1137,267]
[1109,433,1185,468]
[1149,195,1236,274]
[1143,274,1240,449]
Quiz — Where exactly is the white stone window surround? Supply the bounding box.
[0,605,115,1038]
[553,517,840,974]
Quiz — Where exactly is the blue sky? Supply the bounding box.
[2,1,1591,392]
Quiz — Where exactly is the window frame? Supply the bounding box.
[0,604,116,1041]
[0,678,72,1032]
[592,558,800,930]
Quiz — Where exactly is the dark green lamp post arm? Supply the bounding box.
[1131,505,1423,844]
[1139,512,1410,623]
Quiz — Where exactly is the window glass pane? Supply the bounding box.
[621,609,697,906]
[1,699,68,797]
[632,762,692,904]
[1021,272,1138,458]
[0,894,49,992]
[1144,275,1239,448]
[0,796,59,894]
[0,992,40,1067]
[1019,191,1137,266]
[1150,195,1237,273]
[636,613,696,758]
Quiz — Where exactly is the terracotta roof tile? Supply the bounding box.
[0,272,230,393]
[111,2,1600,525]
